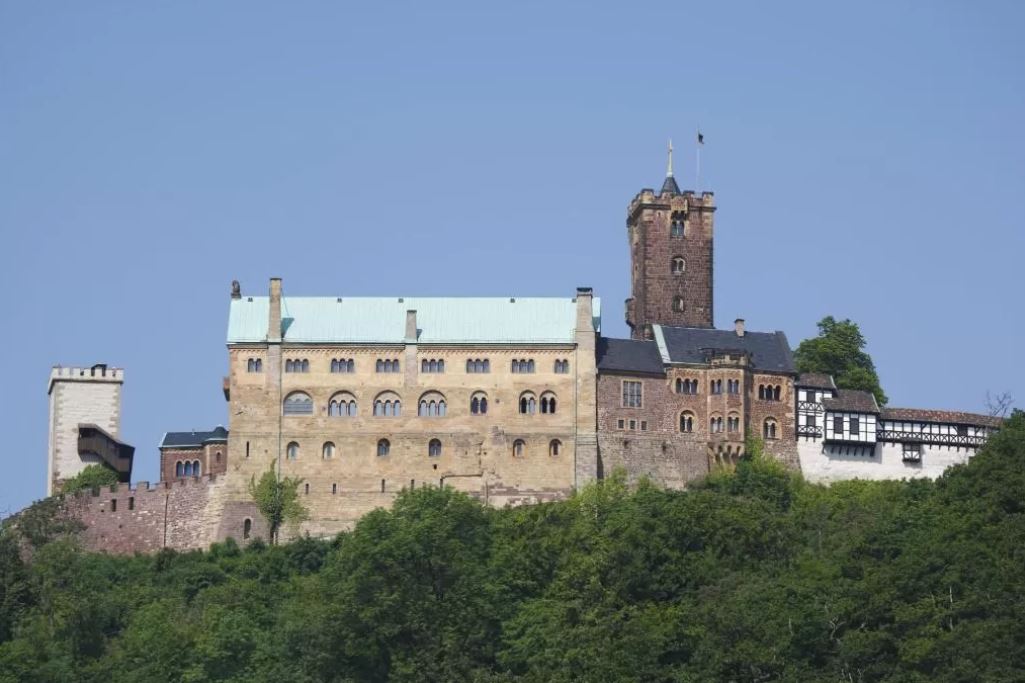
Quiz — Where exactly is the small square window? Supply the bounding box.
[617,418,625,429]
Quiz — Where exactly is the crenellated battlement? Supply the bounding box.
[628,189,715,219]
[68,473,222,500]
[49,364,123,393]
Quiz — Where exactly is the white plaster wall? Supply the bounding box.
[48,377,122,494]
[798,438,977,484]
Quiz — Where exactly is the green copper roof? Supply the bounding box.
[227,296,601,345]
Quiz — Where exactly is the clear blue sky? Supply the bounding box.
[2,1,1023,513]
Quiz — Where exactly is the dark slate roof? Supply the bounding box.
[823,389,880,414]
[160,426,228,448]
[796,373,836,390]
[596,337,664,375]
[659,325,795,373]
[881,407,1002,429]
[660,175,681,196]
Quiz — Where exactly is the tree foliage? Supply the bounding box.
[248,461,309,544]
[2,415,1024,680]
[61,465,119,496]
[795,315,889,405]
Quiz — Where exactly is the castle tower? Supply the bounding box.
[47,364,132,495]
[625,144,716,338]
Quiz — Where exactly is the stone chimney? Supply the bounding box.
[231,280,241,299]
[268,278,282,342]
[405,309,418,343]
[734,318,745,337]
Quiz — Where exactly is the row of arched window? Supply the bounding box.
[248,356,570,375]
[677,412,779,439]
[285,390,551,417]
[285,358,310,373]
[676,378,699,394]
[518,391,558,415]
[759,384,783,401]
[466,358,490,373]
[282,438,563,460]
[376,359,400,373]
[421,359,445,373]
[417,393,447,416]
[174,460,202,477]
[331,358,355,373]
[511,359,535,373]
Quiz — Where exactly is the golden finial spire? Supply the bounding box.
[666,138,674,178]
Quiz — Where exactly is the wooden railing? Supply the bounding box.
[797,425,823,438]
[878,430,987,447]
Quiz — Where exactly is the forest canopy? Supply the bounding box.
[1,413,1023,682]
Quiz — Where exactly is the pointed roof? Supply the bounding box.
[660,175,681,196]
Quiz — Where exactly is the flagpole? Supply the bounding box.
[696,135,701,193]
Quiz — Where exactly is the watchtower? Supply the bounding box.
[625,145,715,338]
[47,364,132,494]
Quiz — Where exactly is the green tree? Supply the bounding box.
[794,316,888,405]
[248,462,308,545]
[61,464,118,496]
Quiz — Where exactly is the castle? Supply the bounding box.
[46,158,1002,553]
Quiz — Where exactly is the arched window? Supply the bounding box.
[285,359,294,373]
[322,442,335,459]
[512,439,526,457]
[247,358,256,372]
[184,461,193,476]
[672,297,685,312]
[374,392,402,417]
[773,385,782,401]
[671,257,686,274]
[670,213,686,237]
[764,418,778,439]
[286,442,299,460]
[418,392,447,417]
[428,439,442,457]
[301,359,309,372]
[727,414,740,433]
[527,359,535,373]
[329,392,358,417]
[175,461,183,477]
[549,440,561,457]
[483,359,490,373]
[331,358,354,373]
[243,518,252,540]
[540,392,557,414]
[554,359,569,374]
[519,392,537,415]
[193,460,201,475]
[470,392,488,415]
[377,439,390,457]
[680,411,694,433]
[376,359,383,372]
[283,391,313,415]
[710,416,723,434]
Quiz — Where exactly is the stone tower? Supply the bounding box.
[625,147,716,338]
[47,364,131,495]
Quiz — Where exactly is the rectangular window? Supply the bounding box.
[807,414,817,428]
[902,443,922,462]
[850,416,860,438]
[640,421,648,431]
[622,381,642,408]
[833,415,843,435]
[617,418,625,429]
[628,419,637,430]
